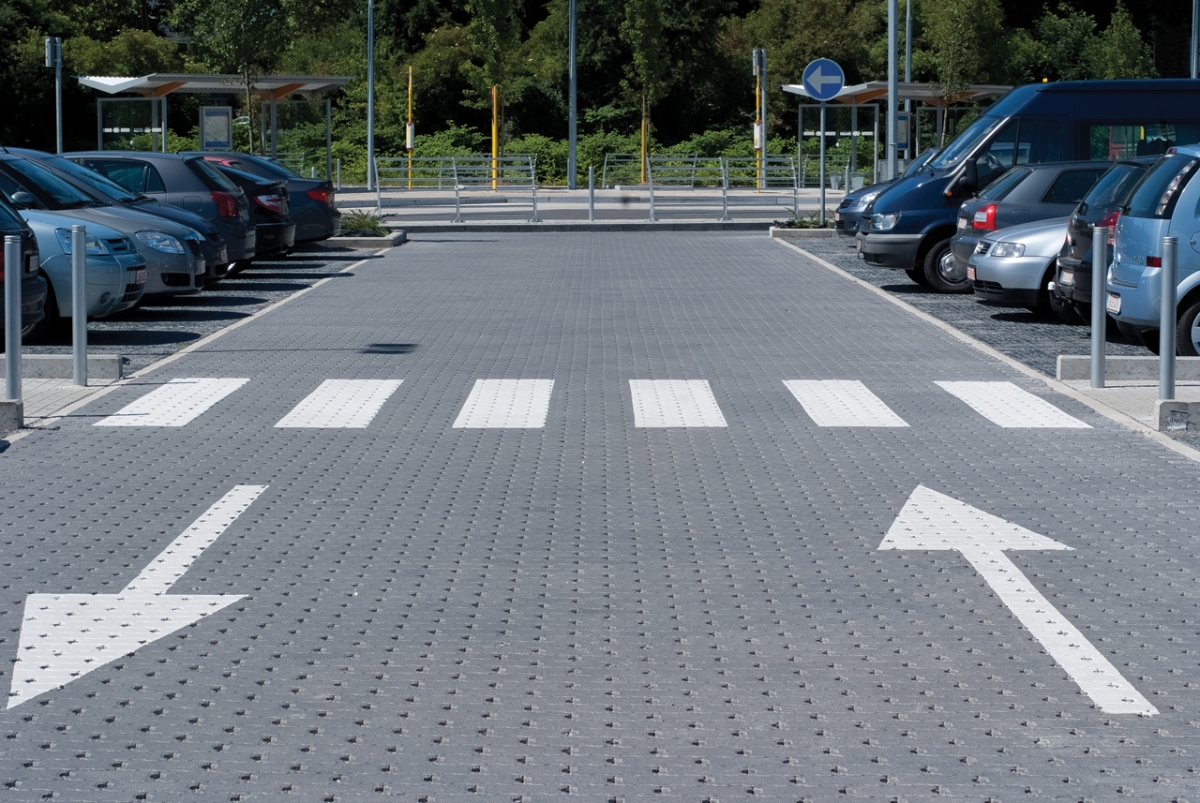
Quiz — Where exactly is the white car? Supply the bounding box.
[968,216,1074,318]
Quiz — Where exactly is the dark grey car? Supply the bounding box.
[64,152,256,265]
[940,161,1107,292]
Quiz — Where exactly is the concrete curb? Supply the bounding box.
[323,231,408,248]
[1,354,124,380]
[0,400,22,433]
[768,226,838,239]
[1158,399,1200,431]
[1057,354,1200,381]
[390,221,772,233]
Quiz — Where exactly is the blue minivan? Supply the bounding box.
[856,79,1200,293]
[1106,145,1200,355]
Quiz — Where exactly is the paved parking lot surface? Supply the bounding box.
[2,232,1200,801]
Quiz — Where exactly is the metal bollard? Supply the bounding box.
[71,225,87,386]
[588,166,595,222]
[4,235,21,404]
[1090,226,1108,388]
[1160,236,1177,400]
[336,159,342,191]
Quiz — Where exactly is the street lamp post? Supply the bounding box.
[904,0,912,161]
[45,37,63,153]
[366,0,375,192]
[886,0,898,181]
[568,0,577,190]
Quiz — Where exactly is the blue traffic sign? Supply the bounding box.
[802,58,845,102]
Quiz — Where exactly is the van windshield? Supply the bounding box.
[1125,154,1199,219]
[930,116,1006,170]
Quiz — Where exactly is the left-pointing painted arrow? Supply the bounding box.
[7,484,267,709]
[879,485,1156,716]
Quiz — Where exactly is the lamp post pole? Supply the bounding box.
[568,0,577,190]
[45,37,63,153]
[904,0,912,161]
[887,0,898,180]
[1193,0,1199,79]
[366,0,375,191]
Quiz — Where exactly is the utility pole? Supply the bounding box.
[887,0,898,181]
[1193,0,1198,79]
[406,66,414,190]
[904,0,912,161]
[45,37,63,153]
[366,0,375,191]
[753,49,764,190]
[568,0,578,189]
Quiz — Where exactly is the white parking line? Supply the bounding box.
[936,381,1090,428]
[784,380,909,427]
[95,378,249,427]
[452,379,555,428]
[275,379,403,428]
[629,380,727,428]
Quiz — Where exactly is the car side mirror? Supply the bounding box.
[10,191,35,208]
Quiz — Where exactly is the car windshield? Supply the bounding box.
[1125,153,1200,219]
[34,154,140,202]
[930,117,1006,170]
[188,157,240,192]
[0,196,25,230]
[903,148,939,177]
[232,154,299,180]
[1081,163,1147,210]
[4,158,94,208]
[977,167,1030,201]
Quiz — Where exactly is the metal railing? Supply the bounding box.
[373,155,541,222]
[644,156,800,221]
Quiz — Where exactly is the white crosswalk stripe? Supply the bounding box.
[275,379,403,428]
[936,381,1090,428]
[629,380,728,427]
[452,379,555,428]
[95,378,249,427]
[784,380,909,427]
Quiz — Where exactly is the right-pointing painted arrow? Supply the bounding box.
[880,485,1156,716]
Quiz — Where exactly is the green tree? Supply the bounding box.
[1034,3,1097,81]
[1087,1,1155,79]
[924,0,1004,139]
[621,0,667,177]
[463,0,518,148]
[66,28,183,75]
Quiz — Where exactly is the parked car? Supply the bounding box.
[9,148,232,283]
[0,154,203,299]
[186,152,341,243]
[1052,157,1157,323]
[834,147,939,238]
[856,79,1200,292]
[64,152,256,267]
[19,210,146,340]
[0,195,47,339]
[210,166,295,258]
[944,161,1106,293]
[968,217,1072,314]
[1106,146,1200,355]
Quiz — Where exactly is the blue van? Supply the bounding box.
[1106,145,1200,355]
[856,79,1200,293]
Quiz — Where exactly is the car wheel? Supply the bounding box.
[1139,328,1161,355]
[1177,299,1200,356]
[905,267,929,286]
[922,239,971,293]
[22,277,60,343]
[1048,291,1081,323]
[1114,319,1143,345]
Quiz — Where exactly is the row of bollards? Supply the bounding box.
[4,225,88,429]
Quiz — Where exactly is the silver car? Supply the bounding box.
[968,216,1074,316]
[20,210,146,340]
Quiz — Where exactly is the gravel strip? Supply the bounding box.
[23,246,374,375]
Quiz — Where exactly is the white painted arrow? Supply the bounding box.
[879,485,1156,716]
[805,66,842,95]
[7,485,267,709]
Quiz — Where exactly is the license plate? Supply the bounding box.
[219,247,228,263]
[856,238,863,252]
[1106,293,1121,314]
[136,269,147,284]
[834,212,841,222]
[1060,270,1074,286]
[967,266,976,281]
[957,218,968,230]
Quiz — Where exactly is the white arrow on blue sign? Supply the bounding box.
[802,58,845,102]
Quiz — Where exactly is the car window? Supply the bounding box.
[144,164,167,193]
[930,116,1006,170]
[1016,119,1063,164]
[977,167,1029,201]
[973,121,1018,187]
[0,196,27,228]
[188,158,240,192]
[1041,169,1105,204]
[4,158,92,207]
[85,161,148,193]
[1087,122,1200,160]
[1080,163,1148,209]
[36,154,140,202]
[0,169,40,207]
[1125,153,1200,219]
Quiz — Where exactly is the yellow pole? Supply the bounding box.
[407,66,413,189]
[640,91,648,184]
[491,85,499,191]
[755,69,762,193]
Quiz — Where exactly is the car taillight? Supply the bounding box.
[306,187,331,206]
[1146,256,1162,267]
[211,190,239,218]
[1097,210,1119,246]
[255,194,284,213]
[973,203,997,231]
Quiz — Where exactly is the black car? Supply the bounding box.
[834,148,939,238]
[186,152,341,243]
[0,194,46,339]
[213,166,296,258]
[10,148,232,283]
[64,152,257,266]
[941,161,1107,293]
[1052,157,1157,323]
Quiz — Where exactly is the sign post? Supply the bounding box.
[45,37,63,153]
[802,58,845,226]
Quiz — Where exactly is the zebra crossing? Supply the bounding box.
[92,376,1093,431]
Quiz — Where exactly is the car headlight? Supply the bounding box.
[851,190,881,211]
[55,228,107,255]
[990,241,1025,258]
[136,231,186,254]
[871,212,900,231]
